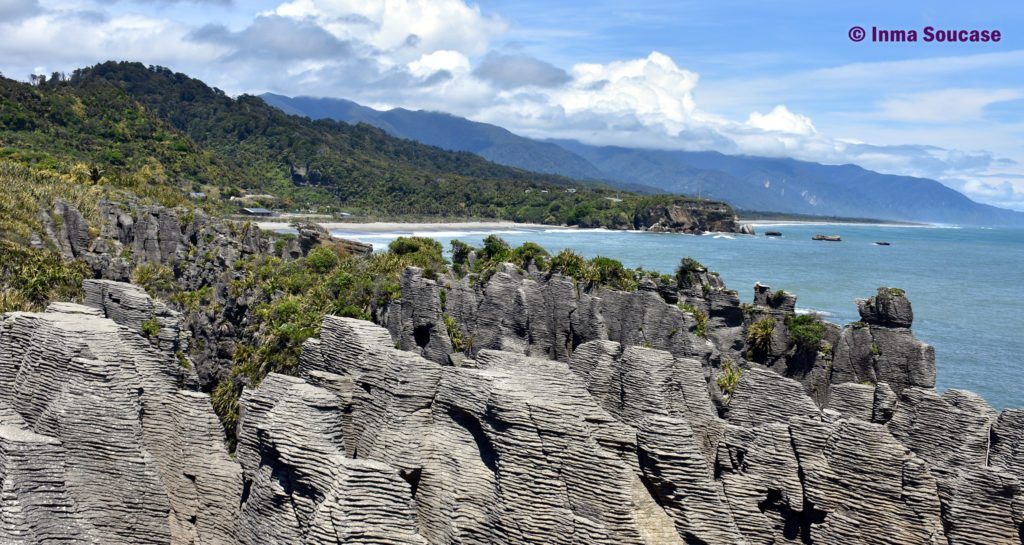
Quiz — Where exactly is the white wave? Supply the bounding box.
[794,307,833,317]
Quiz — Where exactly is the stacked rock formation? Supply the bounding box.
[40,199,370,390]
[0,281,240,544]
[387,266,936,405]
[2,278,1023,543]
[249,314,1024,544]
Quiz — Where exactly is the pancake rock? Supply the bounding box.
[0,290,240,544]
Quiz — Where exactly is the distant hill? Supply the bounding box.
[260,93,607,181]
[264,93,1024,226]
[0,62,738,231]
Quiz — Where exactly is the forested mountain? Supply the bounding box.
[265,93,1024,226]
[261,93,607,181]
[0,62,734,229]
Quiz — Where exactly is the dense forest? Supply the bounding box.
[0,62,734,228]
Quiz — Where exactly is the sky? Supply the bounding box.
[1,0,1023,210]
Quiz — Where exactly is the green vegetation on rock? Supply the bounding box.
[786,313,826,352]
[0,240,90,312]
[716,360,743,398]
[747,317,776,359]
[678,303,708,338]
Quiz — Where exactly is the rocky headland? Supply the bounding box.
[0,199,1020,544]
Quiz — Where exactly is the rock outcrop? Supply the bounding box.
[387,264,937,413]
[0,285,240,544]
[3,294,1023,544]
[632,199,747,234]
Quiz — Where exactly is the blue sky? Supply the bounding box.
[1,0,1022,209]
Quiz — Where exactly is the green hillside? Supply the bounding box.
[0,62,733,229]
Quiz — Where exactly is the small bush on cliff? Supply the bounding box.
[131,263,176,296]
[786,313,826,352]
[675,256,704,288]
[549,248,589,279]
[450,239,476,265]
[444,314,465,352]
[305,246,340,274]
[388,236,447,278]
[770,289,788,304]
[511,241,550,270]
[141,317,160,338]
[746,318,776,359]
[716,360,743,398]
[588,256,639,291]
[480,235,512,262]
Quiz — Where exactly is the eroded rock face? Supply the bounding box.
[0,295,240,544]
[4,275,1023,543]
[242,316,1024,544]
[0,424,88,544]
[387,265,713,367]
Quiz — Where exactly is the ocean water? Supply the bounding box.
[330,224,1024,409]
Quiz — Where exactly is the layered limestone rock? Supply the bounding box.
[830,288,936,395]
[388,262,938,415]
[0,424,88,544]
[4,273,1023,544]
[235,373,426,545]
[388,265,713,367]
[631,200,746,234]
[0,300,240,544]
[42,199,372,390]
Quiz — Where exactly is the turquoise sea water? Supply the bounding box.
[330,224,1024,409]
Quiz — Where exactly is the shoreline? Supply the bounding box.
[743,220,944,228]
[257,218,936,234]
[257,220,572,232]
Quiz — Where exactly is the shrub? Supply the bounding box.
[884,287,906,297]
[444,313,465,352]
[141,317,160,338]
[450,239,476,265]
[510,241,550,270]
[387,236,447,277]
[716,360,743,397]
[305,246,339,274]
[747,317,776,358]
[549,248,588,280]
[786,313,826,352]
[770,289,788,304]
[169,286,212,313]
[678,303,708,338]
[588,256,638,291]
[480,234,512,263]
[675,256,704,288]
[0,241,90,310]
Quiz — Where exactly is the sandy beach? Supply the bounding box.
[256,220,571,232]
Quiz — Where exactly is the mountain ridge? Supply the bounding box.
[262,93,1024,227]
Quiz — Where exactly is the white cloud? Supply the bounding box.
[746,105,816,135]
[0,0,1021,210]
[877,88,1022,123]
[407,50,470,78]
[268,0,504,64]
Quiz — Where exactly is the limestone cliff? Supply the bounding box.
[5,293,1019,544]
